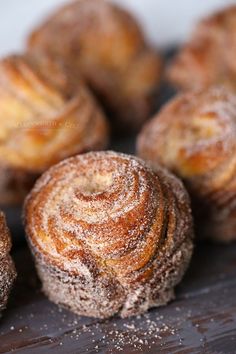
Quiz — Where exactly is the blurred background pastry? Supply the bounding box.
[2,0,234,53]
[27,0,162,133]
[0,54,109,205]
[137,86,236,242]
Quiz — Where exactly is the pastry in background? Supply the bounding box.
[24,151,193,319]
[137,86,236,242]
[0,211,16,314]
[167,6,236,91]
[27,0,162,133]
[0,54,109,205]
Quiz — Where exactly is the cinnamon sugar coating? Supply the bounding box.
[24,151,193,318]
[0,212,16,314]
[0,54,109,204]
[137,86,236,242]
[27,0,162,132]
[167,6,236,91]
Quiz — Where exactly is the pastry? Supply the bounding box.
[24,151,193,319]
[0,212,16,314]
[26,53,81,98]
[167,5,236,91]
[27,0,162,132]
[137,86,236,242]
[0,54,109,204]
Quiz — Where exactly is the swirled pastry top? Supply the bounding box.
[167,5,236,90]
[0,55,109,172]
[24,151,192,285]
[28,0,162,130]
[137,86,236,188]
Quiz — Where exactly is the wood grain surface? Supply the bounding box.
[1,235,236,353]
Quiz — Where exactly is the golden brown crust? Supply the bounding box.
[28,0,162,132]
[24,151,193,318]
[167,6,236,91]
[26,54,82,98]
[137,86,236,242]
[0,212,16,313]
[0,54,109,173]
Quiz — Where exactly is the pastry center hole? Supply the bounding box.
[77,173,113,195]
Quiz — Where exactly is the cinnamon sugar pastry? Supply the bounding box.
[0,212,16,314]
[167,6,236,91]
[27,54,81,98]
[0,54,109,204]
[24,151,193,318]
[137,86,236,242]
[27,0,162,132]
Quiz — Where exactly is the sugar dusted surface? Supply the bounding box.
[167,5,236,91]
[25,151,193,318]
[138,86,236,241]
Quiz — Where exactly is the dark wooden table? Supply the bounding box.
[0,82,236,354]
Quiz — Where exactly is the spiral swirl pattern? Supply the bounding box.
[137,86,236,241]
[24,151,193,318]
[0,54,109,173]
